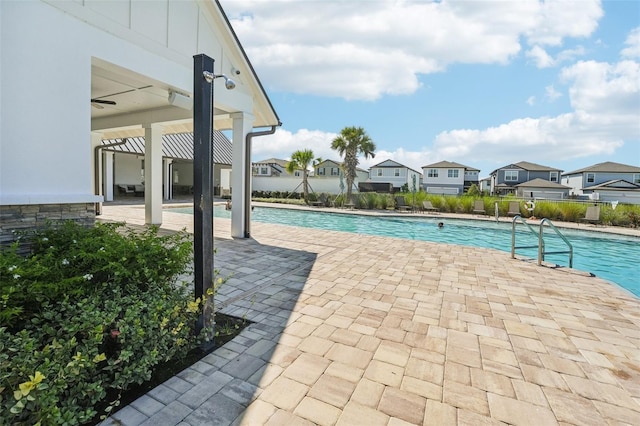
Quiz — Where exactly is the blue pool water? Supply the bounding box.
[173,206,640,297]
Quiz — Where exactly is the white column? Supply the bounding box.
[231,112,255,238]
[144,123,163,224]
[163,158,173,200]
[104,152,114,201]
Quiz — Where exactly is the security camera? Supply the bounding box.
[232,67,241,76]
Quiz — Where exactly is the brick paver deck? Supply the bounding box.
[100,203,640,425]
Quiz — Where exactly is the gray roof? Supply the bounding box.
[370,159,423,175]
[422,160,479,171]
[254,158,289,168]
[515,178,570,189]
[563,161,640,175]
[583,179,640,191]
[491,161,561,175]
[102,132,233,165]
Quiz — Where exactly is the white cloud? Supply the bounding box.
[527,45,587,69]
[526,96,536,106]
[429,56,638,169]
[251,128,338,162]
[621,27,640,59]
[527,45,555,68]
[545,85,562,102]
[222,0,602,100]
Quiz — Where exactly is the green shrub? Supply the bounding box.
[0,221,202,424]
[364,193,377,209]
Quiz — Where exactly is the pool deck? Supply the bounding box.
[100,201,640,426]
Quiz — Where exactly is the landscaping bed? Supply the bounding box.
[0,221,228,425]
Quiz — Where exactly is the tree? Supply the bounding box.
[331,126,376,201]
[286,149,321,205]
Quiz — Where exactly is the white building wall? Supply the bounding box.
[0,0,252,205]
[562,175,584,196]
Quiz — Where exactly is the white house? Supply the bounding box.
[369,160,423,192]
[422,161,480,195]
[0,0,280,243]
[562,162,640,204]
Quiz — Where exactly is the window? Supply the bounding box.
[376,169,383,177]
[550,172,558,182]
[586,173,595,183]
[317,168,325,176]
[294,171,301,177]
[505,170,518,181]
[428,169,438,178]
[447,169,459,178]
[331,167,340,176]
[633,174,640,184]
[394,168,400,177]
[260,167,268,175]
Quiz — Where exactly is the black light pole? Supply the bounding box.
[193,54,215,348]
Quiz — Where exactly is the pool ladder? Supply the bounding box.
[511,215,573,268]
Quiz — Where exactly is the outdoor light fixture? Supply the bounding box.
[168,90,193,110]
[202,71,236,90]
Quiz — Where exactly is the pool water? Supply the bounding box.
[172,206,640,297]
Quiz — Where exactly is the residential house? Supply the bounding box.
[515,179,571,200]
[252,158,292,178]
[479,177,492,193]
[102,131,233,199]
[314,160,369,194]
[0,0,280,242]
[490,161,562,196]
[369,160,423,192]
[562,162,640,204]
[251,158,305,194]
[422,161,480,195]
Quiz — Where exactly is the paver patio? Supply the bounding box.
[99,202,640,426]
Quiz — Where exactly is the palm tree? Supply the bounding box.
[331,126,376,201]
[286,149,321,205]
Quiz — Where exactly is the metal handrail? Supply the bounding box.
[511,215,541,258]
[511,215,573,268]
[538,218,573,268]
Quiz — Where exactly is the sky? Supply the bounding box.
[220,0,640,178]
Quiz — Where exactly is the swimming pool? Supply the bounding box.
[172,206,640,297]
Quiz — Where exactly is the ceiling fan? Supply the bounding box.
[90,98,117,109]
[90,85,153,109]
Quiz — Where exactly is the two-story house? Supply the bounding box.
[422,161,480,195]
[490,161,562,196]
[368,160,423,192]
[252,158,292,178]
[562,161,640,204]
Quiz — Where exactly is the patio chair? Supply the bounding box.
[580,205,601,225]
[422,200,438,213]
[309,193,325,207]
[344,194,359,209]
[118,184,134,196]
[395,196,412,212]
[507,201,521,216]
[473,200,486,215]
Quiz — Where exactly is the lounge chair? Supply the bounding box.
[507,201,521,216]
[134,184,145,197]
[422,200,438,213]
[344,194,359,209]
[580,205,601,225]
[395,196,412,212]
[309,193,325,207]
[118,184,134,196]
[473,200,486,215]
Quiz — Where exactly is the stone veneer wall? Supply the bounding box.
[0,203,96,251]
